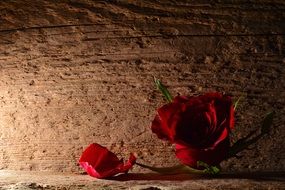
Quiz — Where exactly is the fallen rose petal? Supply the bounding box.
[79,143,136,179]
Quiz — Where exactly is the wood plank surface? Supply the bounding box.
[0,0,284,174]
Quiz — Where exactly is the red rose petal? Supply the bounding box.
[211,127,229,148]
[79,143,136,179]
[151,115,170,141]
[175,138,230,168]
[173,96,189,104]
[229,104,235,129]
[151,102,182,142]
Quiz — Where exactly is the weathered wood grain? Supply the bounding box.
[0,0,284,174]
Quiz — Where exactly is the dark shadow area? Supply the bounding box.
[109,171,285,182]
[216,171,285,182]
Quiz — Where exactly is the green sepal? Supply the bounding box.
[197,161,220,175]
[233,96,242,111]
[154,77,173,103]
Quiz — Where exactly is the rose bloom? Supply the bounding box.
[151,92,234,168]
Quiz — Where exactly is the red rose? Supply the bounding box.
[79,143,136,179]
[151,92,234,168]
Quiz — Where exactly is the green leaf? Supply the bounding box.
[205,166,220,175]
[233,96,242,111]
[261,111,275,134]
[154,77,173,103]
[197,161,220,175]
[227,111,275,159]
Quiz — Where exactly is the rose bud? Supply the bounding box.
[79,143,136,179]
[151,92,234,168]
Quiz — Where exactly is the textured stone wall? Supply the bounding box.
[0,0,284,173]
